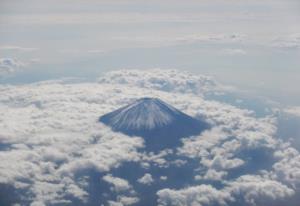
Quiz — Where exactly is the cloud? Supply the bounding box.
[140,149,173,168]
[59,48,106,55]
[160,176,168,181]
[98,69,221,96]
[158,174,295,206]
[108,196,139,206]
[273,144,300,187]
[195,169,228,181]
[226,174,295,205]
[201,155,245,170]
[157,184,233,206]
[272,34,300,50]
[6,12,216,25]
[0,69,299,205]
[102,175,139,205]
[111,33,246,48]
[221,48,247,56]
[175,33,245,44]
[0,46,38,52]
[103,174,132,193]
[283,106,300,117]
[137,173,154,185]
[0,81,144,204]
[0,58,25,77]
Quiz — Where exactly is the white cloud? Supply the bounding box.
[59,48,106,55]
[195,169,228,181]
[221,48,247,56]
[158,174,295,206]
[273,144,300,187]
[98,69,221,96]
[160,176,168,181]
[178,113,277,175]
[175,33,245,44]
[272,34,300,50]
[0,81,145,204]
[283,106,300,117]
[140,149,173,168]
[103,174,132,193]
[201,155,245,171]
[0,58,25,77]
[137,173,154,185]
[4,12,212,25]
[118,196,139,205]
[226,174,295,205]
[157,184,233,206]
[103,175,139,206]
[0,69,299,205]
[0,46,38,52]
[111,33,246,48]
[108,196,139,206]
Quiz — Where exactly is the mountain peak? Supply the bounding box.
[100,97,181,131]
[100,97,209,150]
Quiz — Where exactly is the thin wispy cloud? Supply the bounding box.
[0,46,38,52]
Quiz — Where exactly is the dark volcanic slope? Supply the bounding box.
[99,97,209,150]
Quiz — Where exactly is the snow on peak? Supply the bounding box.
[100,97,209,151]
[100,98,180,130]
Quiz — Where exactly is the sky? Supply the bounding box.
[0,0,300,105]
[1,1,300,204]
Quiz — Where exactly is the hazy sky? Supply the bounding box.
[0,0,300,104]
[1,2,300,205]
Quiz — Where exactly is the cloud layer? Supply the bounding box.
[0,69,299,205]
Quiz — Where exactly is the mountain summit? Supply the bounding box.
[101,98,183,131]
[100,97,209,150]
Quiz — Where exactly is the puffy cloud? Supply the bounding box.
[0,69,299,205]
[98,69,221,96]
[140,149,173,168]
[201,155,244,171]
[195,169,228,181]
[226,174,295,205]
[0,58,25,77]
[103,174,132,193]
[272,144,300,187]
[157,184,233,206]
[103,175,139,206]
[0,131,142,204]
[284,106,300,117]
[137,173,154,185]
[178,114,277,175]
[158,174,295,206]
[160,176,168,181]
[108,196,139,206]
[0,81,144,204]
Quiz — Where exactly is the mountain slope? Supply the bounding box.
[99,98,209,150]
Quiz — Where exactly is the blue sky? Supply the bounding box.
[0,0,300,104]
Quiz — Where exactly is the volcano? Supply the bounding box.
[99,97,209,150]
